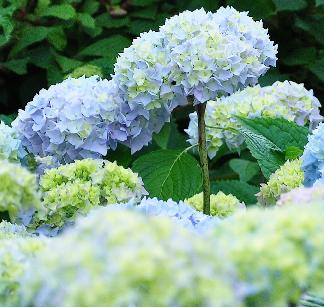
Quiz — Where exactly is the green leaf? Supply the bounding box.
[2,58,29,74]
[78,13,96,29]
[132,149,203,201]
[211,180,259,204]
[47,63,63,85]
[0,114,16,125]
[309,58,324,82]
[237,117,309,151]
[106,144,132,168]
[258,68,289,86]
[282,48,317,66]
[96,14,129,29]
[55,54,83,73]
[47,27,67,51]
[129,19,160,35]
[285,146,303,160]
[229,159,260,182]
[316,0,324,6]
[183,0,220,10]
[9,26,49,57]
[130,5,158,19]
[273,0,307,11]
[39,4,76,20]
[0,15,14,42]
[79,35,131,57]
[27,46,53,69]
[129,0,158,6]
[226,0,275,19]
[81,0,100,14]
[153,123,171,149]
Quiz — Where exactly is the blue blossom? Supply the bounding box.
[12,76,123,165]
[160,7,277,103]
[302,123,324,187]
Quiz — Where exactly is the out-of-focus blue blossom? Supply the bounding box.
[0,121,25,162]
[302,123,324,187]
[187,81,322,158]
[160,7,277,104]
[117,197,220,232]
[12,76,123,165]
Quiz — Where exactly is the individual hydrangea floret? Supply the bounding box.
[113,31,187,153]
[302,123,324,187]
[20,208,238,307]
[277,185,324,207]
[212,204,324,305]
[0,121,24,162]
[0,161,41,222]
[117,197,219,232]
[34,159,146,228]
[0,237,45,307]
[66,64,103,78]
[12,76,123,165]
[160,7,277,103]
[184,191,246,218]
[187,81,322,158]
[257,159,304,206]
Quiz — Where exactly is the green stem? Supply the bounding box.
[195,102,211,215]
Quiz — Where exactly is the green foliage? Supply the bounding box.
[237,117,308,178]
[132,149,203,201]
[229,159,260,182]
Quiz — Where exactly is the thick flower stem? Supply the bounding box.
[195,102,211,215]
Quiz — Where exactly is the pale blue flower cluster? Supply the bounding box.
[12,76,123,164]
[160,7,277,103]
[302,123,324,187]
[0,121,24,162]
[117,197,220,232]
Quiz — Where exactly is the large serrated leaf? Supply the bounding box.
[132,149,202,201]
[211,180,259,205]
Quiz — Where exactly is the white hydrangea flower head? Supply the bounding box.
[160,7,277,103]
[187,81,322,158]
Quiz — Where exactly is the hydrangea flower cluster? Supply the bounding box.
[0,221,31,240]
[187,81,322,158]
[184,191,245,217]
[0,161,40,222]
[20,208,239,307]
[277,185,324,207]
[12,76,123,164]
[0,237,45,307]
[212,204,324,305]
[0,121,24,162]
[257,159,304,206]
[160,7,277,103]
[302,123,324,187]
[117,197,219,232]
[35,159,145,227]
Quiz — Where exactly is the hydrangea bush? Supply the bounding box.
[34,159,145,228]
[0,161,40,222]
[257,159,304,206]
[184,191,245,217]
[187,81,322,158]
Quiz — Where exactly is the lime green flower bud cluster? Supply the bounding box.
[257,159,304,206]
[0,161,40,222]
[185,191,245,218]
[37,159,146,227]
[277,185,324,207]
[20,208,238,307]
[212,204,324,305]
[187,81,322,158]
[0,237,45,306]
[66,64,103,79]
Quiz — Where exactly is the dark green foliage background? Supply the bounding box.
[0,0,323,114]
[0,0,323,202]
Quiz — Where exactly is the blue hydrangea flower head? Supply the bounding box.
[160,7,277,103]
[302,123,324,187]
[12,76,123,165]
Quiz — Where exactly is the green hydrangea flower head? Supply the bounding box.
[0,237,45,307]
[257,159,304,206]
[20,207,238,306]
[212,204,324,305]
[0,221,31,240]
[37,159,146,227]
[0,161,41,221]
[66,64,103,78]
[184,191,245,217]
[0,121,22,162]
